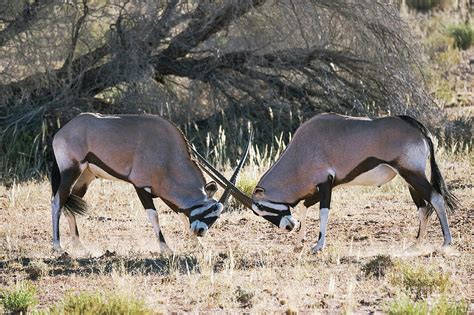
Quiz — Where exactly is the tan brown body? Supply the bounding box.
[258,114,426,203]
[252,113,458,253]
[50,113,246,253]
[53,113,208,208]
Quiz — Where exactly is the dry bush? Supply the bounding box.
[0,0,437,181]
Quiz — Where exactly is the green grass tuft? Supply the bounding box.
[386,297,429,315]
[47,292,152,314]
[229,175,257,211]
[430,296,468,315]
[1,281,39,314]
[390,262,450,300]
[445,23,473,50]
[386,296,468,315]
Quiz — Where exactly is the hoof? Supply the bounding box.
[52,244,64,255]
[160,243,173,255]
[406,242,422,252]
[438,245,460,257]
[311,243,325,254]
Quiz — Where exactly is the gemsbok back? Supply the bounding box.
[250,113,459,253]
[50,113,250,253]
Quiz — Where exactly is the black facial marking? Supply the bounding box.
[201,216,218,228]
[254,202,291,216]
[253,202,292,227]
[263,214,283,227]
[187,204,216,223]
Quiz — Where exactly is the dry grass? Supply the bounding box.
[0,150,472,313]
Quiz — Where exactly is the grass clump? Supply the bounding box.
[1,281,38,314]
[390,262,450,300]
[236,175,257,198]
[386,296,467,315]
[430,296,468,315]
[362,255,394,278]
[48,292,151,314]
[445,23,473,50]
[386,297,429,315]
[229,175,257,211]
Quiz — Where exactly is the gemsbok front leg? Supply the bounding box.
[311,175,333,253]
[135,187,171,253]
[296,193,320,245]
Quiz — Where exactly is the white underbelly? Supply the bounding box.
[88,163,123,181]
[340,164,397,187]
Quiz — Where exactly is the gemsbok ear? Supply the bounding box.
[205,181,218,198]
[254,187,265,195]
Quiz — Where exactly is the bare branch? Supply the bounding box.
[0,0,55,47]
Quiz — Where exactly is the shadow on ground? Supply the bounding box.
[0,251,199,278]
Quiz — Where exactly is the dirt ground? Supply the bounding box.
[0,151,472,313]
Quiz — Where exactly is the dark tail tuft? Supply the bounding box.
[51,154,61,197]
[398,115,460,213]
[64,194,88,216]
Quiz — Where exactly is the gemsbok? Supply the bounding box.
[50,113,251,253]
[249,113,459,253]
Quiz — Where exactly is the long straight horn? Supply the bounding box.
[192,147,253,209]
[219,129,253,208]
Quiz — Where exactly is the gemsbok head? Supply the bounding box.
[50,113,252,253]
[250,113,459,253]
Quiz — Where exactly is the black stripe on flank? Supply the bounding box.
[81,152,129,182]
[334,157,388,186]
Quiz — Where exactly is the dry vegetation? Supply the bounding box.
[0,148,472,313]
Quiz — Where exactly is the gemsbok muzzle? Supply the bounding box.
[251,201,298,231]
[181,202,224,237]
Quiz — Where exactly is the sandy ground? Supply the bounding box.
[0,153,472,313]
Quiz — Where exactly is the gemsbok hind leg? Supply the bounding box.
[400,171,452,247]
[311,176,333,254]
[65,168,95,248]
[408,187,431,246]
[135,187,171,253]
[51,164,82,252]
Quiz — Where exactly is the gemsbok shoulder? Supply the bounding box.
[250,113,459,253]
[50,113,250,253]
